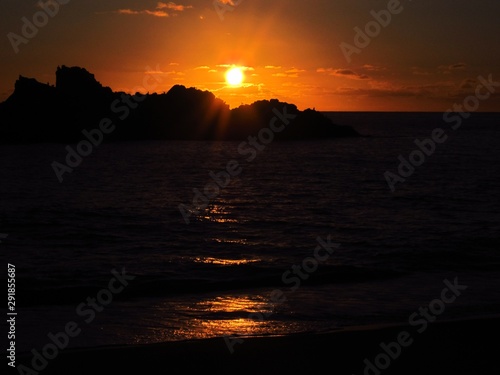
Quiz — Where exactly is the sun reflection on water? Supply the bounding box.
[193,257,260,265]
[198,204,239,223]
[130,294,304,344]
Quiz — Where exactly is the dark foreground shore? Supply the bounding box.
[16,316,500,375]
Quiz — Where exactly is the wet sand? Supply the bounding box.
[16,316,500,375]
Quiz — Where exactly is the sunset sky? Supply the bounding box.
[1,0,500,111]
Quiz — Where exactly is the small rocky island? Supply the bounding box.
[0,66,359,143]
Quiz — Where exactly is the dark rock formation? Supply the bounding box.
[0,66,359,143]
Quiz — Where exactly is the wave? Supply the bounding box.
[17,264,404,307]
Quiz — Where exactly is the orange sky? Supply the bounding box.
[1,0,500,111]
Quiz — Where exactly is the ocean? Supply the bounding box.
[1,112,500,353]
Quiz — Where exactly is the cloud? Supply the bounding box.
[156,70,187,76]
[113,2,193,17]
[216,0,239,5]
[36,0,58,9]
[272,72,300,78]
[336,81,457,98]
[449,63,467,70]
[270,67,305,78]
[446,78,496,98]
[334,69,369,79]
[411,66,431,76]
[317,68,370,80]
[194,66,210,70]
[285,68,306,74]
[459,78,477,90]
[439,62,467,74]
[117,9,169,17]
[362,64,385,72]
[216,65,254,71]
[157,2,193,11]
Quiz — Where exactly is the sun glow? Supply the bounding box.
[225,67,245,86]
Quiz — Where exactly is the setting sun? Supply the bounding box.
[225,67,244,86]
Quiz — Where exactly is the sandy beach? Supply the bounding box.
[15,316,499,375]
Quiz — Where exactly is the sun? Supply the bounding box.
[225,67,244,86]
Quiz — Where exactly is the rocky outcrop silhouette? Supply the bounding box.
[0,66,359,143]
